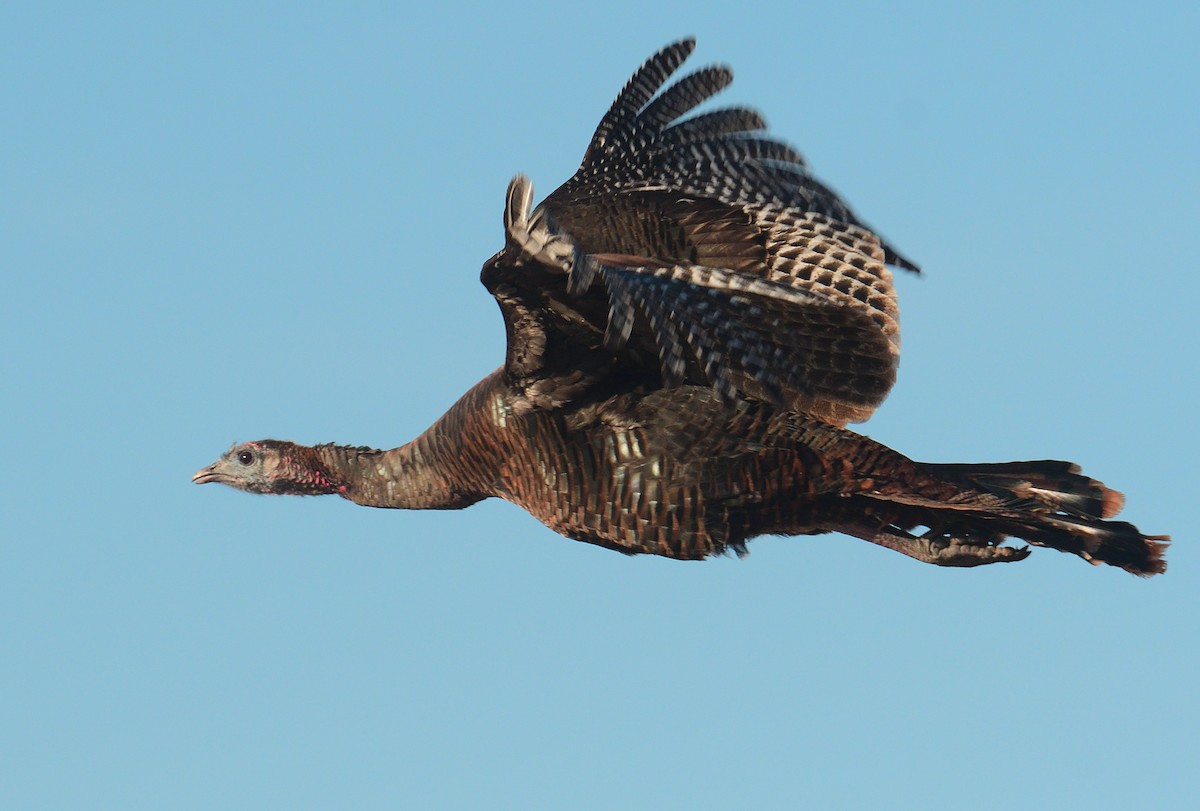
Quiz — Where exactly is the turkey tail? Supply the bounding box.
[925,460,1124,519]
[1030,514,1168,577]
[925,460,1169,576]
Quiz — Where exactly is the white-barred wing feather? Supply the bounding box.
[486,38,914,424]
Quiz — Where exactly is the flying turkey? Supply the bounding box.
[194,39,1168,575]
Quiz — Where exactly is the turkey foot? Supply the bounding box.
[834,524,1032,568]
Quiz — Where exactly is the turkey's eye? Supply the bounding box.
[237,450,255,465]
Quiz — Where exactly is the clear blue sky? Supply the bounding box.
[4,2,1197,808]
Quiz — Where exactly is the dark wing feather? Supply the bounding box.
[594,258,896,421]
[583,39,701,167]
[549,40,914,269]
[653,107,773,151]
[485,40,915,421]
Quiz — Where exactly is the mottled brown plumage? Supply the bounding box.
[194,39,1168,575]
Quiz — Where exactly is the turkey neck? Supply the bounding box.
[310,374,504,511]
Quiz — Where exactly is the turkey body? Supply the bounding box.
[366,371,967,559]
[362,369,840,560]
[194,39,1167,575]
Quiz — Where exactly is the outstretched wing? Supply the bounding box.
[483,38,916,423]
[552,39,916,272]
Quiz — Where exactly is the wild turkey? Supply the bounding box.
[194,39,1167,575]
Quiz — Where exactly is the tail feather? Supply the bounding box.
[1034,514,1169,577]
[925,460,1122,519]
[868,460,1169,576]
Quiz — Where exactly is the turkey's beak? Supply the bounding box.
[192,463,220,485]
